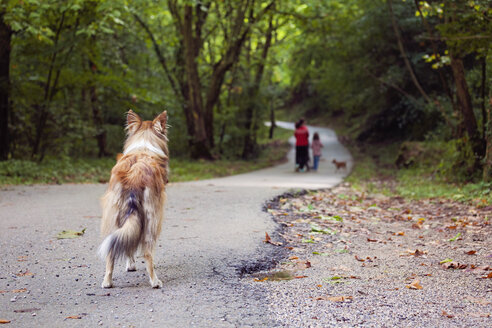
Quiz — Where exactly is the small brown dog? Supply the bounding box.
[98,110,169,288]
[332,159,347,170]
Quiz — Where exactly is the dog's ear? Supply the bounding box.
[126,110,142,135]
[152,111,167,135]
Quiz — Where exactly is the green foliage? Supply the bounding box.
[0,127,291,186]
[346,140,492,204]
[1,0,490,186]
[0,157,114,185]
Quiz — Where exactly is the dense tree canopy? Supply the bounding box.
[1,0,491,179]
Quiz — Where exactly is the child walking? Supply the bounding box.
[311,132,323,171]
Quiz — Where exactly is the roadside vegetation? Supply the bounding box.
[0,126,291,186]
[344,141,492,205]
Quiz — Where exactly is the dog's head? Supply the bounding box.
[123,110,169,157]
[126,110,167,137]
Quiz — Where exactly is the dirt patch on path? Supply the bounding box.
[252,184,492,327]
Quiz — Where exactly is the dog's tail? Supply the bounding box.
[98,190,144,261]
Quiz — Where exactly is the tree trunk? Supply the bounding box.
[0,11,11,160]
[204,10,250,150]
[481,56,487,140]
[242,14,274,159]
[32,12,65,160]
[450,54,485,160]
[269,93,276,139]
[182,5,212,159]
[165,1,272,158]
[483,96,492,181]
[88,69,108,157]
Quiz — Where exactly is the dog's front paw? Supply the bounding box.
[126,264,136,272]
[101,280,113,288]
[150,278,163,289]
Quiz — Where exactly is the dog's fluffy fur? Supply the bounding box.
[98,110,169,288]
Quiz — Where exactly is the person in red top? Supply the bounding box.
[294,118,310,172]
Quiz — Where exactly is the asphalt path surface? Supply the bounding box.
[0,122,351,327]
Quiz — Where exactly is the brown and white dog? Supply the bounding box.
[98,110,169,288]
[332,159,347,170]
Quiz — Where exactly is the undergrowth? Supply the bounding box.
[0,127,291,186]
[345,140,492,206]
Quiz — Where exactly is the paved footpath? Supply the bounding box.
[0,122,351,327]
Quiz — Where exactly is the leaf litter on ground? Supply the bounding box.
[263,183,491,323]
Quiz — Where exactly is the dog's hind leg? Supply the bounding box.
[126,255,136,272]
[101,256,114,288]
[144,251,162,288]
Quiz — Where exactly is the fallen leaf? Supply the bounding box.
[479,272,492,279]
[367,238,378,242]
[439,258,453,264]
[312,252,330,256]
[263,232,282,246]
[412,219,425,229]
[15,270,33,277]
[310,224,336,235]
[395,231,405,236]
[465,250,476,255]
[294,275,308,279]
[57,228,86,239]
[0,319,11,324]
[412,249,427,257]
[442,310,454,318]
[400,249,428,257]
[65,316,82,319]
[315,295,353,302]
[354,255,365,262]
[324,276,344,283]
[288,256,299,260]
[442,262,467,269]
[406,279,423,290]
[448,232,461,242]
[254,277,268,282]
[472,265,490,272]
[11,289,27,293]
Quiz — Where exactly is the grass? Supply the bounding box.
[0,127,291,186]
[345,141,492,206]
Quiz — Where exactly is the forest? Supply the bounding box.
[0,0,491,183]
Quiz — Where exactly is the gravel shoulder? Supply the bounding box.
[258,184,492,327]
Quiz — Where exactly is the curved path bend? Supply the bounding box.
[0,122,351,327]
